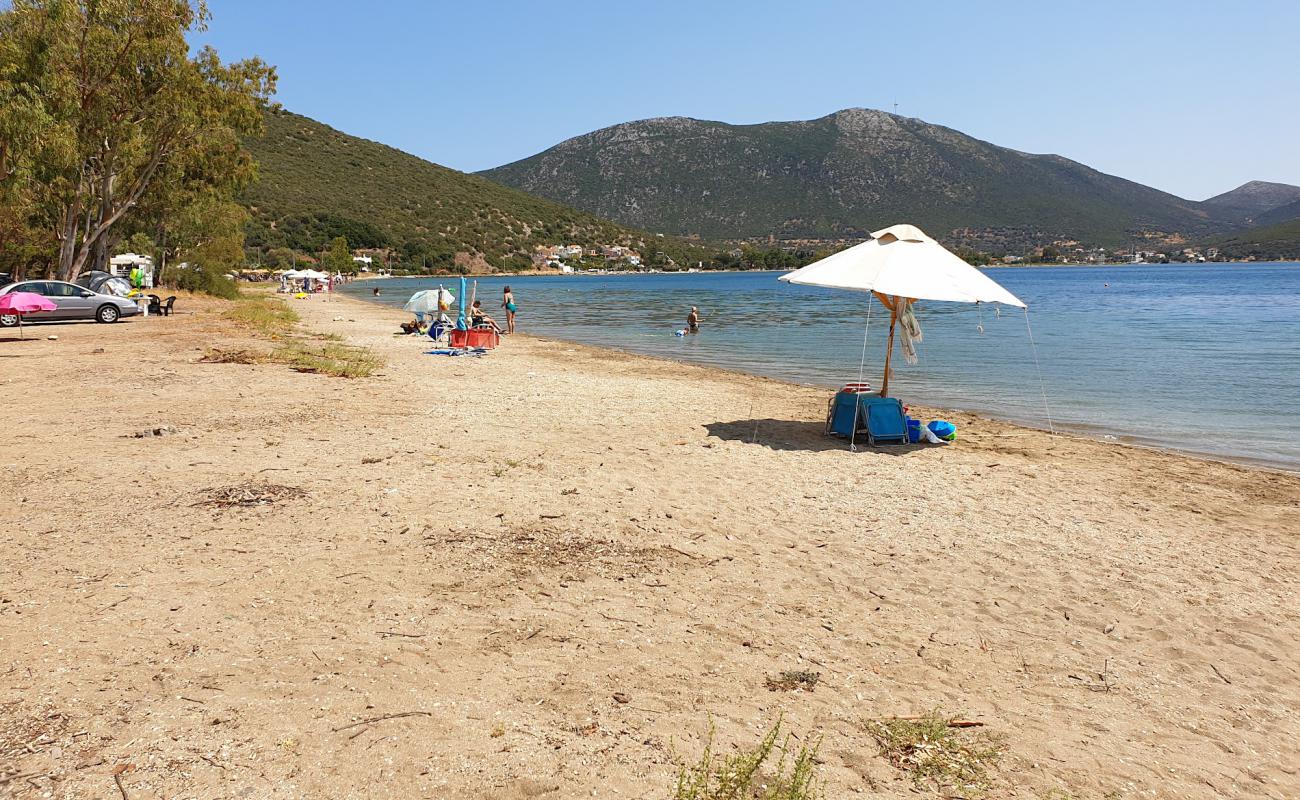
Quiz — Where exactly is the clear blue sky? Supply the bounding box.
[197,0,1300,200]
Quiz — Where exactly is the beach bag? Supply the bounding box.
[927,420,957,441]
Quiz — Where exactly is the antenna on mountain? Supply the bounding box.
[893,101,898,115]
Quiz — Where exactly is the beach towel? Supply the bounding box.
[898,302,923,365]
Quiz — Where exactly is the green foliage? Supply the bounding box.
[0,0,276,280]
[241,109,715,273]
[868,713,1000,798]
[481,110,1234,249]
[673,719,820,800]
[1210,217,1300,261]
[324,235,353,274]
[264,247,297,268]
[172,264,240,299]
[124,232,159,263]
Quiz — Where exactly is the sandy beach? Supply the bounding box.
[2,290,1298,799]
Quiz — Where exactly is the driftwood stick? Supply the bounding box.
[113,773,129,800]
[1210,663,1232,685]
[331,711,431,733]
[877,715,985,728]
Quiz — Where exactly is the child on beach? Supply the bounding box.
[501,286,517,334]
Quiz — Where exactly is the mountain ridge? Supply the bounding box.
[479,108,1239,249]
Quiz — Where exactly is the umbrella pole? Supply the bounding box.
[880,306,898,397]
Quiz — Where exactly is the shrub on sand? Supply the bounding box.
[673,718,820,800]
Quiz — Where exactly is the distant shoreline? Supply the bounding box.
[342,260,1295,281]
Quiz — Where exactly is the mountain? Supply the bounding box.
[1252,197,1300,228]
[480,108,1226,249]
[1200,180,1300,223]
[240,110,707,271]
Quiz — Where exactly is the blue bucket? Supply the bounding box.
[905,417,922,443]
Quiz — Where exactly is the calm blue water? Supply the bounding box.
[343,263,1300,471]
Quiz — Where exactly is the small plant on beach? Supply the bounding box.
[673,717,820,800]
[765,671,820,692]
[224,297,299,338]
[867,713,1000,798]
[275,340,382,378]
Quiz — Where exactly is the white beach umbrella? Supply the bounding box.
[281,269,306,279]
[403,290,439,313]
[300,269,329,280]
[779,223,1033,403]
[779,224,1024,307]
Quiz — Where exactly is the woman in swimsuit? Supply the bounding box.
[470,300,502,333]
[501,286,517,334]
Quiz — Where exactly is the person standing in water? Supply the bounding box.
[686,306,700,334]
[501,286,517,334]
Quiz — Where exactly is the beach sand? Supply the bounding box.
[2,290,1298,799]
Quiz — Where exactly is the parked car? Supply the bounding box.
[0,280,141,326]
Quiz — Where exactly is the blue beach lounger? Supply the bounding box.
[861,395,907,445]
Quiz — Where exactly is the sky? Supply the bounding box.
[194,0,1300,201]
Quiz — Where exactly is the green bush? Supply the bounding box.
[169,265,241,299]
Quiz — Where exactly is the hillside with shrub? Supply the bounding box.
[241,110,712,271]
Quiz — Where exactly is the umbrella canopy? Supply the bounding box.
[404,290,439,313]
[405,287,455,314]
[0,291,58,339]
[779,224,1025,308]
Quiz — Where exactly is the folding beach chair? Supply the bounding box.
[860,395,907,445]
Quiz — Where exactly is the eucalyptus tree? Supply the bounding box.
[0,0,276,280]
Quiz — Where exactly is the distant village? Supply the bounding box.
[1000,243,1225,265]
[530,243,644,272]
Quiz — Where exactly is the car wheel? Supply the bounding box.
[0,313,17,328]
[96,304,120,324]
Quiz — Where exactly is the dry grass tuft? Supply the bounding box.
[765,671,821,692]
[202,340,382,379]
[200,347,269,365]
[196,482,307,508]
[867,712,1000,798]
[275,340,382,378]
[673,718,820,800]
[223,297,298,338]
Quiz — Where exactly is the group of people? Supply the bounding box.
[400,285,518,336]
[397,284,706,339]
[466,286,516,334]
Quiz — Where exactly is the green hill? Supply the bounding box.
[1211,217,1300,260]
[480,108,1229,249]
[240,110,707,271]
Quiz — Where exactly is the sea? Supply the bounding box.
[342,263,1300,472]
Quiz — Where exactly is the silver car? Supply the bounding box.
[0,280,142,326]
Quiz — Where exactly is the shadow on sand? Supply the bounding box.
[704,418,930,455]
